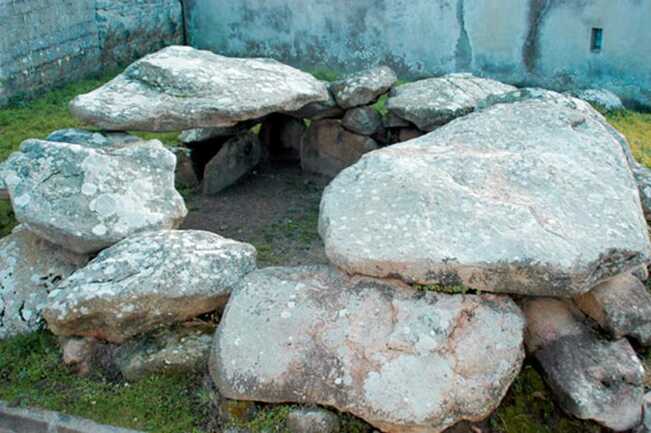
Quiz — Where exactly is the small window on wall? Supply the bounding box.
[591,28,603,52]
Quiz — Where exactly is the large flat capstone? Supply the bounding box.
[0,138,187,254]
[211,265,525,433]
[319,91,651,296]
[69,46,330,131]
[43,230,256,343]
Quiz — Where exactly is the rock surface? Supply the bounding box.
[0,225,89,340]
[301,120,378,177]
[172,147,200,190]
[211,265,525,433]
[179,121,258,144]
[47,128,143,148]
[285,85,344,120]
[114,325,213,381]
[523,298,644,431]
[286,408,340,433]
[203,132,263,195]
[386,74,516,131]
[571,88,625,111]
[342,107,382,136]
[70,46,330,131]
[330,67,397,109]
[0,138,187,254]
[43,230,256,343]
[575,273,651,346]
[319,92,651,296]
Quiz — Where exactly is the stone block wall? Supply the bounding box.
[184,0,651,108]
[0,0,183,106]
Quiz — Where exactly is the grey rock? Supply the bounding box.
[0,225,89,340]
[114,325,214,381]
[172,147,200,190]
[179,121,258,144]
[211,265,525,433]
[571,88,625,111]
[319,91,651,296]
[47,128,143,148]
[523,298,644,431]
[633,165,651,219]
[330,67,397,109]
[301,119,378,177]
[285,85,344,120]
[287,408,340,433]
[0,139,187,254]
[386,73,516,131]
[203,132,263,195]
[70,46,330,131]
[43,230,256,343]
[382,112,412,129]
[575,272,651,346]
[259,114,306,161]
[342,107,382,136]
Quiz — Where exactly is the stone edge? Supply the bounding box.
[0,401,144,433]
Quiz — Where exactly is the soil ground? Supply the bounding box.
[182,159,330,268]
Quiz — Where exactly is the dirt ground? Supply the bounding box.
[181,160,330,268]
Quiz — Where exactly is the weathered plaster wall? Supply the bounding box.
[0,0,184,106]
[185,0,651,107]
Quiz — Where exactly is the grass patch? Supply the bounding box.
[0,331,205,433]
[606,110,651,168]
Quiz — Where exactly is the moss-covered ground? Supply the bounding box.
[0,76,648,432]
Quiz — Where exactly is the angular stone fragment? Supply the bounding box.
[342,106,382,136]
[386,73,516,131]
[301,119,378,177]
[523,298,644,431]
[70,46,330,131]
[0,225,89,340]
[287,408,340,433]
[114,325,213,381]
[330,67,397,109]
[211,265,525,433]
[0,139,187,254]
[575,273,651,346]
[319,91,651,296]
[47,128,143,148]
[43,230,256,343]
[203,132,263,195]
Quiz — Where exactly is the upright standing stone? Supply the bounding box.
[203,132,263,195]
[0,225,89,340]
[0,139,187,254]
[70,46,330,131]
[319,92,651,296]
[211,265,525,433]
[301,120,378,177]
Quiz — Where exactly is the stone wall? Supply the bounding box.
[0,0,183,106]
[184,0,651,108]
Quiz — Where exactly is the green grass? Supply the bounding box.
[0,331,205,433]
[606,110,651,168]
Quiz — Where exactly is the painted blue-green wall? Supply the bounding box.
[184,0,651,107]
